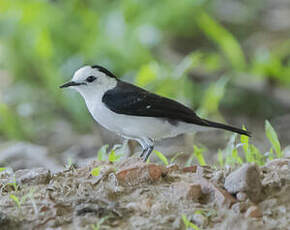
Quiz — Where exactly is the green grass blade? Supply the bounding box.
[170,152,183,163]
[182,214,200,230]
[196,11,246,71]
[265,120,282,158]
[218,150,224,167]
[193,145,206,166]
[10,194,21,209]
[240,126,252,162]
[154,150,168,166]
[97,145,109,161]
[108,149,121,163]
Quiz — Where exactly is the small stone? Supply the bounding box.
[195,175,236,208]
[182,165,197,173]
[232,202,247,213]
[116,162,167,186]
[15,168,51,185]
[245,206,262,218]
[212,186,237,208]
[197,166,212,178]
[224,164,262,203]
[211,170,224,185]
[193,213,207,226]
[166,164,179,173]
[236,192,247,201]
[171,181,202,200]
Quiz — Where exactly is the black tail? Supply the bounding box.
[202,119,251,137]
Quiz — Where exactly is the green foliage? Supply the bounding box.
[0,103,26,140]
[240,127,265,166]
[196,10,246,71]
[9,188,35,212]
[186,145,206,167]
[193,145,206,166]
[135,62,158,87]
[95,144,122,163]
[153,150,169,166]
[198,77,228,117]
[108,149,121,163]
[265,120,283,158]
[240,126,252,163]
[7,175,19,192]
[65,157,73,169]
[182,214,200,230]
[10,194,21,209]
[217,149,224,167]
[91,216,109,230]
[91,167,101,177]
[251,42,290,85]
[170,152,183,163]
[97,145,109,161]
[217,120,284,167]
[0,168,6,173]
[222,134,243,166]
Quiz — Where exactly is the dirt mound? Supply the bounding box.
[0,157,289,230]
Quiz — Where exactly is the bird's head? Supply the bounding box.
[60,65,118,97]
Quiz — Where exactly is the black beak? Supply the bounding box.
[59,81,86,88]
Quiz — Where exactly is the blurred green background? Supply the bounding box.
[0,0,290,168]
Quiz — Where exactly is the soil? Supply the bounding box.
[0,157,289,230]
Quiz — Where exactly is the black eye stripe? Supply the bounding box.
[86,76,97,82]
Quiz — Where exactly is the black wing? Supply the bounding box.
[102,81,208,126]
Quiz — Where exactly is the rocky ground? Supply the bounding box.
[0,157,289,230]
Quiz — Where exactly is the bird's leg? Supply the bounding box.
[139,138,154,162]
[140,147,148,158]
[138,139,148,158]
[143,145,154,162]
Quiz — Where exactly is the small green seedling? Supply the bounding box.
[10,188,37,214]
[240,126,266,166]
[91,216,109,230]
[182,214,200,230]
[154,150,169,165]
[7,175,19,192]
[65,157,73,169]
[91,167,101,177]
[193,145,206,166]
[265,120,283,158]
[97,144,109,161]
[108,149,121,163]
[170,152,183,163]
[186,145,206,167]
[224,133,243,166]
[218,149,224,167]
[240,126,253,163]
[10,194,21,209]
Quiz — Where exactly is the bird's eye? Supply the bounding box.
[86,76,97,83]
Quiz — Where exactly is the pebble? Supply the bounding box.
[224,164,262,203]
[15,168,51,185]
[116,162,167,186]
[245,206,262,218]
[171,181,202,200]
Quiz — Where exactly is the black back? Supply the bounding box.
[102,81,208,126]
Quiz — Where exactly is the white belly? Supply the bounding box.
[86,99,206,141]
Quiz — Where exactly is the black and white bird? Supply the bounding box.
[60,65,250,161]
